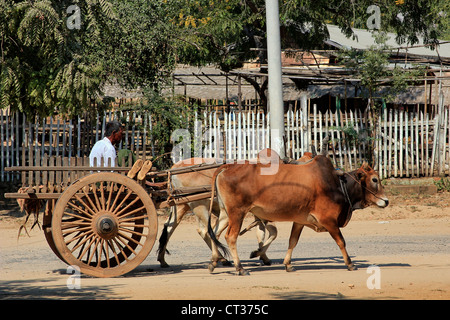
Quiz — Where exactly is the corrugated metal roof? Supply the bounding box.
[325,24,450,59]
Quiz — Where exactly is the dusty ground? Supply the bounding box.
[0,187,449,302]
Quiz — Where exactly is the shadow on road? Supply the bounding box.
[0,278,121,300]
[123,255,412,277]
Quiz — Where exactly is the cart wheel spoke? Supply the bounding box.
[73,195,96,217]
[70,232,95,254]
[109,184,126,214]
[81,189,100,214]
[106,240,120,266]
[119,227,147,237]
[99,182,106,211]
[118,206,147,220]
[119,213,147,223]
[112,189,134,215]
[77,235,97,261]
[105,182,115,212]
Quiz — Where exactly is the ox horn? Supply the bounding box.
[361,161,371,171]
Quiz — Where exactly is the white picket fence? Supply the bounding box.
[2,106,450,182]
[377,107,450,179]
[0,109,152,182]
[198,105,450,179]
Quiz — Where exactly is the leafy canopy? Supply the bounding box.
[0,0,118,117]
[0,0,179,117]
[338,32,425,106]
[169,0,449,69]
[1,0,448,117]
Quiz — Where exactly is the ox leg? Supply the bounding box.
[157,204,189,268]
[194,204,215,248]
[224,211,249,276]
[214,208,231,266]
[250,221,277,266]
[326,225,356,271]
[208,206,228,273]
[194,204,231,266]
[283,223,304,272]
[213,206,229,238]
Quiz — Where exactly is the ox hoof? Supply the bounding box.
[237,269,250,276]
[347,264,357,271]
[285,265,296,273]
[208,262,216,273]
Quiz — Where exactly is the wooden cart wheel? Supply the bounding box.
[51,172,157,278]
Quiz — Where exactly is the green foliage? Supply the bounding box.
[280,0,449,48]
[331,122,372,145]
[104,0,178,90]
[1,0,448,118]
[434,177,450,192]
[382,0,450,47]
[0,0,116,117]
[169,0,258,72]
[122,90,198,169]
[337,32,424,109]
[0,0,178,117]
[165,0,448,106]
[330,122,374,161]
[336,31,426,165]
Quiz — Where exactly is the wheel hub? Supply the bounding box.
[99,217,114,233]
[94,213,118,240]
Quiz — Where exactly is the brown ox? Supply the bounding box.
[157,158,275,267]
[208,155,389,275]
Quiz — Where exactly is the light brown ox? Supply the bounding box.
[157,157,276,268]
[208,155,389,275]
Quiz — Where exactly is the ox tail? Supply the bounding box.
[207,166,230,259]
[157,173,177,256]
[156,205,173,256]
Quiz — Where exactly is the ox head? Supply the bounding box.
[355,162,389,208]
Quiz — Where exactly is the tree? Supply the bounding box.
[168,0,259,72]
[0,0,180,117]
[166,0,449,111]
[0,0,119,117]
[102,0,178,91]
[2,1,448,118]
[337,31,424,165]
[122,88,198,169]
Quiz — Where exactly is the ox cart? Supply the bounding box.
[4,155,220,278]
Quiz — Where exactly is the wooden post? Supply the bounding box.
[238,75,242,112]
[399,110,403,177]
[394,108,398,177]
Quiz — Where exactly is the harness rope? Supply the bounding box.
[338,173,353,211]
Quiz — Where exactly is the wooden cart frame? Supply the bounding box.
[4,155,220,278]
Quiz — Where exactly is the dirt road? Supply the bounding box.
[1,191,449,301]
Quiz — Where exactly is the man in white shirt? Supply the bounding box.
[89,121,123,167]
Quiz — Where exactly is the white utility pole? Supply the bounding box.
[265,0,285,159]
